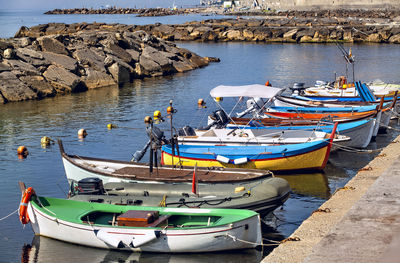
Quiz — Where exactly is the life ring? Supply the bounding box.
[19,187,35,225]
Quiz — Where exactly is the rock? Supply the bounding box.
[42,52,77,72]
[19,75,56,98]
[3,59,40,76]
[106,43,133,64]
[38,37,69,55]
[3,48,15,59]
[243,29,254,40]
[388,34,400,43]
[136,56,162,77]
[43,65,86,93]
[16,48,48,67]
[171,59,194,72]
[0,62,12,72]
[299,35,314,42]
[73,48,106,72]
[253,28,272,41]
[366,33,382,42]
[343,30,353,42]
[16,48,43,60]
[226,30,242,40]
[19,37,32,47]
[108,62,131,83]
[0,71,38,102]
[283,29,298,39]
[205,57,220,62]
[126,49,140,62]
[83,68,116,89]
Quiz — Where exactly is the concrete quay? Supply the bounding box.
[263,134,400,263]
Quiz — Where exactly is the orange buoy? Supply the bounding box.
[17,146,28,157]
[19,187,35,224]
[144,116,152,124]
[167,106,174,114]
[78,129,87,138]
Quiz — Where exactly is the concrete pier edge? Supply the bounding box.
[263,133,400,263]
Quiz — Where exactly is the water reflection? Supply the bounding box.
[21,236,263,263]
[276,173,330,199]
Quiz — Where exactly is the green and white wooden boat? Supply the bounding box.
[22,186,262,252]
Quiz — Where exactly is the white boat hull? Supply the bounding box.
[27,204,262,253]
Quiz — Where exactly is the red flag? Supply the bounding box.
[192,163,197,195]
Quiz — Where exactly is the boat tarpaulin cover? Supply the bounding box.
[210,84,283,98]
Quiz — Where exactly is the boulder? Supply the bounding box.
[299,35,314,42]
[38,37,69,55]
[343,30,353,42]
[16,48,48,67]
[253,29,272,41]
[389,34,400,44]
[126,49,140,62]
[3,48,15,59]
[366,33,382,43]
[106,43,133,64]
[3,59,40,76]
[42,52,77,72]
[136,56,162,77]
[0,71,38,102]
[226,30,242,40]
[73,48,106,72]
[283,29,298,39]
[0,62,12,72]
[43,65,86,93]
[243,29,254,40]
[171,59,194,72]
[19,75,56,98]
[83,68,116,89]
[108,62,131,83]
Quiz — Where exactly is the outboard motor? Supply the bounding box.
[77,178,105,195]
[236,97,265,118]
[146,126,165,145]
[178,126,196,136]
[213,109,229,128]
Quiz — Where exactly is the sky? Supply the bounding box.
[0,0,200,10]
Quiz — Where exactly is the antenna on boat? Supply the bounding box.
[335,41,355,83]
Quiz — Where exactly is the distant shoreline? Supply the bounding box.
[44,7,400,19]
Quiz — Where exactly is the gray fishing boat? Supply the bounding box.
[69,176,290,216]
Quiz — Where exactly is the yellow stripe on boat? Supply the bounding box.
[162,145,330,171]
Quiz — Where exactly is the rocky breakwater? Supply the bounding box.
[45,7,201,17]
[18,17,400,44]
[0,25,216,104]
[148,18,400,43]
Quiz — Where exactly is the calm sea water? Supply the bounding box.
[1,11,400,263]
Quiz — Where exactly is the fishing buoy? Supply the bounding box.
[40,136,53,147]
[153,110,161,120]
[144,116,152,124]
[17,146,29,157]
[167,106,174,114]
[78,129,87,138]
[215,97,223,102]
[107,123,117,130]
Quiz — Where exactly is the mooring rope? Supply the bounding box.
[224,233,301,247]
[0,209,19,221]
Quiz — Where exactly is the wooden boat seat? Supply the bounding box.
[116,210,169,227]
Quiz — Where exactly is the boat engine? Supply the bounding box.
[76,178,105,195]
